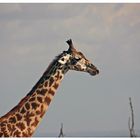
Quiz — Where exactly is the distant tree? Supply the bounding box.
[58,123,65,137]
[128,97,136,137]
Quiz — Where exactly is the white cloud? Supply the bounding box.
[0,3,139,68]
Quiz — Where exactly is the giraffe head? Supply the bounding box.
[58,39,99,76]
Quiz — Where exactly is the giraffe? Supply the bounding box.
[0,39,99,137]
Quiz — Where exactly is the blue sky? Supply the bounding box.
[0,3,140,137]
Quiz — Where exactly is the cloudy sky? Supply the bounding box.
[0,3,140,137]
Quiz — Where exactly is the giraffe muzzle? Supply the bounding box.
[87,63,99,76]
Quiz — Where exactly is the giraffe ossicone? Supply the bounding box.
[0,39,99,137]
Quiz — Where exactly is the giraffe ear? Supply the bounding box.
[66,39,76,52]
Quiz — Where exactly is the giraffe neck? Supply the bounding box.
[0,59,68,137]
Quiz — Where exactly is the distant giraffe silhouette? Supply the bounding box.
[0,39,99,137]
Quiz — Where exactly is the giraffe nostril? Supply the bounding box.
[96,69,99,74]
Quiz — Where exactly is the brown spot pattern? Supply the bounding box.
[55,71,60,80]
[29,97,36,102]
[38,84,43,88]
[45,96,51,105]
[53,83,59,89]
[20,107,26,114]
[31,117,39,127]
[37,89,47,96]
[1,126,6,132]
[40,106,45,118]
[24,112,34,126]
[31,102,39,110]
[0,121,7,127]
[16,113,22,121]
[49,77,54,87]
[37,96,43,103]
[25,102,30,110]
[36,89,40,94]
[3,132,9,137]
[13,130,21,137]
[9,116,16,124]
[16,122,25,131]
[44,81,48,87]
[22,132,28,137]
[7,124,15,132]
[40,111,45,118]
[36,110,40,115]
[27,128,32,136]
[0,132,3,137]
[48,88,55,96]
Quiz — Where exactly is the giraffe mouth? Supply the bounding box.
[87,64,99,76]
[89,69,99,76]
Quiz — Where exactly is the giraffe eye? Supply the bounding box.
[75,57,81,61]
[75,56,81,61]
[71,57,80,65]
